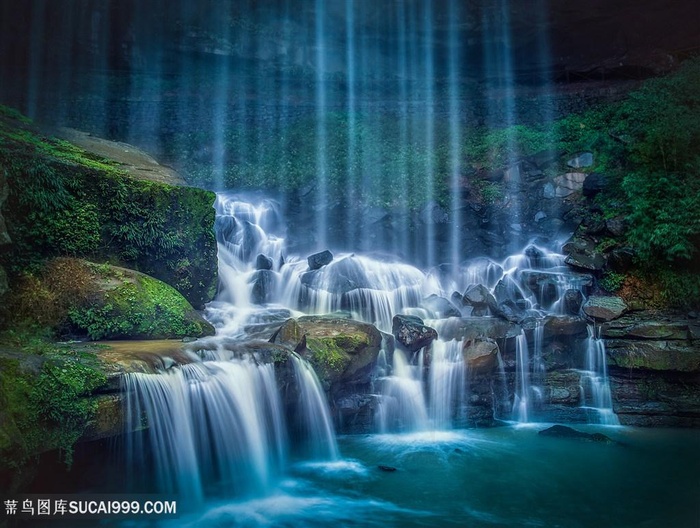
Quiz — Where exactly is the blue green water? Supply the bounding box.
[156,426,699,528]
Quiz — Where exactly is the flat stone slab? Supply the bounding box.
[54,127,187,185]
[583,295,628,321]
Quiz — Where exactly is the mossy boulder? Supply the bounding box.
[64,261,215,340]
[273,316,382,389]
[0,345,109,478]
[0,106,217,308]
[3,257,214,340]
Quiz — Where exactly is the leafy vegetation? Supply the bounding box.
[0,343,107,470]
[0,107,217,307]
[0,258,213,340]
[67,262,214,340]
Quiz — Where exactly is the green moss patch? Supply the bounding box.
[65,262,215,340]
[0,344,108,471]
[0,106,217,307]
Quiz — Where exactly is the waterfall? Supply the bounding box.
[124,352,338,503]
[580,325,619,425]
[512,332,531,423]
[429,339,466,429]
[375,349,429,433]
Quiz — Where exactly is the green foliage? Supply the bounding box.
[559,59,700,263]
[474,180,504,205]
[306,336,350,377]
[600,271,626,293]
[0,107,217,306]
[0,344,107,469]
[68,267,211,340]
[656,267,700,310]
[463,124,554,169]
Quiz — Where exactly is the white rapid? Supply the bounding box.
[206,193,618,431]
[580,325,620,425]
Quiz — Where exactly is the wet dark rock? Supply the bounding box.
[563,289,584,315]
[451,291,465,307]
[255,253,273,270]
[605,217,626,237]
[583,217,606,235]
[605,247,634,274]
[605,339,700,372]
[528,149,563,169]
[520,271,563,306]
[463,284,498,316]
[582,172,607,197]
[422,294,461,319]
[583,295,627,321]
[538,425,614,443]
[300,256,374,295]
[307,249,333,270]
[437,317,522,341]
[543,316,588,337]
[392,314,438,352]
[250,270,276,304]
[495,299,527,323]
[601,319,689,340]
[564,250,605,272]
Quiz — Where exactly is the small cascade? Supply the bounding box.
[290,354,339,460]
[375,349,429,433]
[512,332,531,423]
[428,339,466,429]
[123,353,338,503]
[580,325,619,425]
[531,322,546,410]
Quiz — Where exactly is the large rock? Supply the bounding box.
[494,299,527,323]
[392,314,438,352]
[562,236,606,272]
[563,289,584,315]
[307,250,333,270]
[538,425,613,443]
[601,318,690,341]
[54,127,187,186]
[250,269,276,304]
[583,295,628,321]
[274,316,382,388]
[554,172,587,197]
[422,294,461,319]
[255,253,274,270]
[544,316,589,337]
[582,172,607,197]
[565,251,605,271]
[1,115,218,308]
[300,255,373,295]
[463,284,498,316]
[436,317,522,341]
[605,339,700,372]
[60,259,215,339]
[462,339,499,372]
